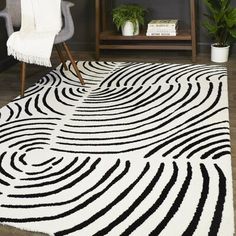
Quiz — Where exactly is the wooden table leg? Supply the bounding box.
[20,62,26,97]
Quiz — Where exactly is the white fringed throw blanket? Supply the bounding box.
[7,0,62,67]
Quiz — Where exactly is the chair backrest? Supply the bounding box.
[4,0,74,44]
[6,0,21,27]
[5,0,66,29]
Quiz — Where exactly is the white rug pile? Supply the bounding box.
[0,61,234,236]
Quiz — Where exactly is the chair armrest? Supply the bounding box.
[0,9,14,37]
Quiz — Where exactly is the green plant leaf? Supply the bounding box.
[202,0,236,45]
[112,4,147,33]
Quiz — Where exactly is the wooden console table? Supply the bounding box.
[95,0,197,62]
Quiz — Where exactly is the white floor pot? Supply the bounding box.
[211,44,230,63]
[121,21,139,36]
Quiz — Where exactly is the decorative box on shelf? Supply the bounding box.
[146,19,179,36]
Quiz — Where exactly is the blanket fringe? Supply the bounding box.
[8,46,52,67]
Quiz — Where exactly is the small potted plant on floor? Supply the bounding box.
[112,4,147,36]
[203,0,236,63]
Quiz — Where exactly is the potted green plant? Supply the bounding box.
[112,4,147,36]
[203,0,236,63]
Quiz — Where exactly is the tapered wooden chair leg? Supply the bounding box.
[20,62,26,97]
[55,44,68,70]
[62,42,84,85]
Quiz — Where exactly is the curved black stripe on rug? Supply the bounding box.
[21,157,78,181]
[54,161,150,236]
[3,159,121,208]
[182,163,209,235]
[0,159,131,222]
[148,162,192,236]
[8,158,100,198]
[14,156,91,188]
[118,161,178,236]
[92,162,166,236]
[209,164,227,235]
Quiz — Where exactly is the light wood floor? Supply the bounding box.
[0,50,235,236]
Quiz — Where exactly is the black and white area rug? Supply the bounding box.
[0,61,234,236]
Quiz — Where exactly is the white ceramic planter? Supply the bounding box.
[211,44,230,63]
[121,20,139,36]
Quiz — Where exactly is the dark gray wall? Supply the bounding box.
[68,0,96,51]
[0,0,236,63]
[69,0,236,52]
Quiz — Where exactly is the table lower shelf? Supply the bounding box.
[96,30,196,62]
[100,30,192,41]
[99,44,193,50]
